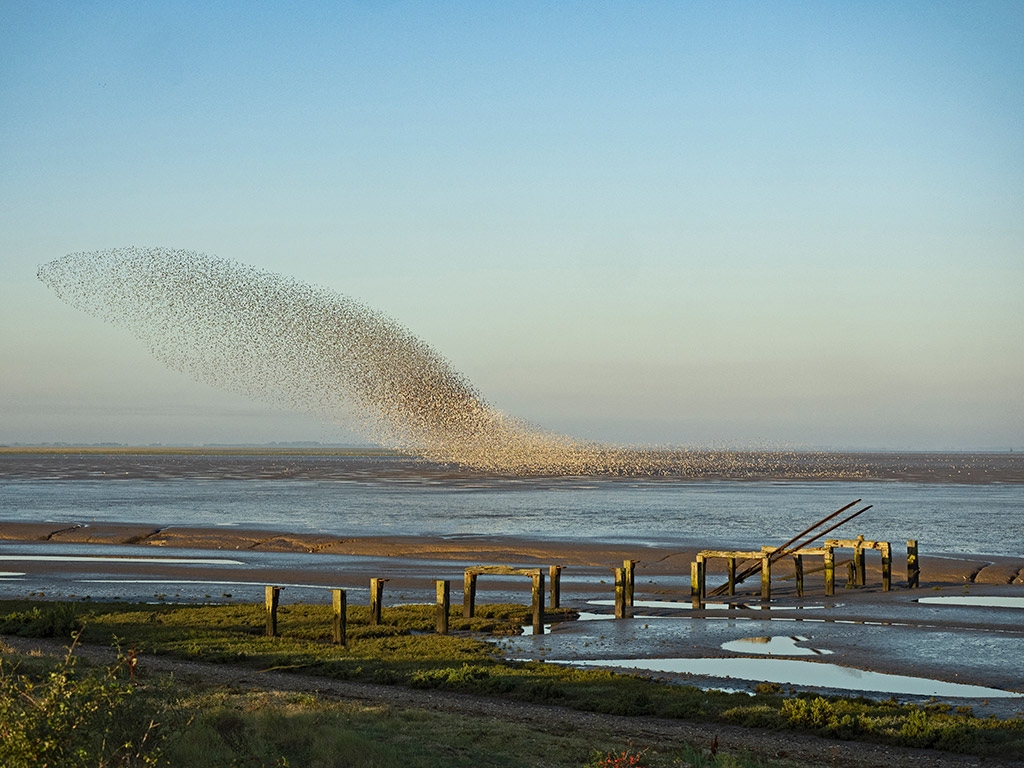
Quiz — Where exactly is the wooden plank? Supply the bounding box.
[332,589,346,646]
[466,565,542,577]
[436,580,450,634]
[699,550,764,559]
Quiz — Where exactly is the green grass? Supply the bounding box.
[2,598,1023,764]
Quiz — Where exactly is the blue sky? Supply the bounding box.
[2,1,1021,449]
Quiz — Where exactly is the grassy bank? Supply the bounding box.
[1,598,1022,766]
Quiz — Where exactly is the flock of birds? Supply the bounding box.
[39,248,862,478]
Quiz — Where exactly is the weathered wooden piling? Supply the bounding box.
[332,588,347,646]
[265,585,281,637]
[760,555,771,600]
[463,571,477,618]
[907,540,919,588]
[690,560,703,609]
[623,559,637,608]
[436,580,450,634]
[531,571,545,634]
[614,567,629,618]
[854,536,867,587]
[846,560,857,588]
[881,542,892,591]
[825,547,836,595]
[549,565,562,609]
[369,577,387,626]
[726,557,736,596]
[793,554,804,597]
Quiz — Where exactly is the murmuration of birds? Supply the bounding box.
[39,248,863,478]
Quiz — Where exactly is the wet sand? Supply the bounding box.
[2,519,1023,584]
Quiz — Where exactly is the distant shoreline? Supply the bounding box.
[2,447,1022,482]
[0,445,402,456]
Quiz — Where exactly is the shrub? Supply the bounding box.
[0,641,165,767]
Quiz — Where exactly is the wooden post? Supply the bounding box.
[265,585,280,637]
[846,560,856,588]
[531,571,545,634]
[436,580,450,634]
[549,565,562,609]
[794,554,804,597]
[463,571,477,618]
[332,589,346,646]
[623,559,637,608]
[824,547,835,596]
[854,536,866,587]
[614,567,627,618]
[760,556,771,601]
[370,578,387,626]
[690,561,703,609]
[881,542,892,591]
[907,540,919,588]
[727,557,736,596]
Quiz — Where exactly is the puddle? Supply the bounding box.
[556,658,1022,699]
[79,579,352,590]
[2,555,245,566]
[720,635,833,657]
[0,572,26,578]
[918,596,1024,609]
[587,600,822,611]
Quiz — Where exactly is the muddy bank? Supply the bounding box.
[2,519,1022,586]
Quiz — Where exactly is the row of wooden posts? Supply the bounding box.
[262,540,920,642]
[689,538,920,607]
[263,566,566,643]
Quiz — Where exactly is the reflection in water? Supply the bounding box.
[2,555,244,566]
[720,635,833,656]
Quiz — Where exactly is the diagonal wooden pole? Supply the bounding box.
[708,500,866,597]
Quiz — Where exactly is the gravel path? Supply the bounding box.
[5,636,1022,768]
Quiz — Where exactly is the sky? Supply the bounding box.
[1,1,1022,450]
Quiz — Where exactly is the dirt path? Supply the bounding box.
[5,636,1021,768]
